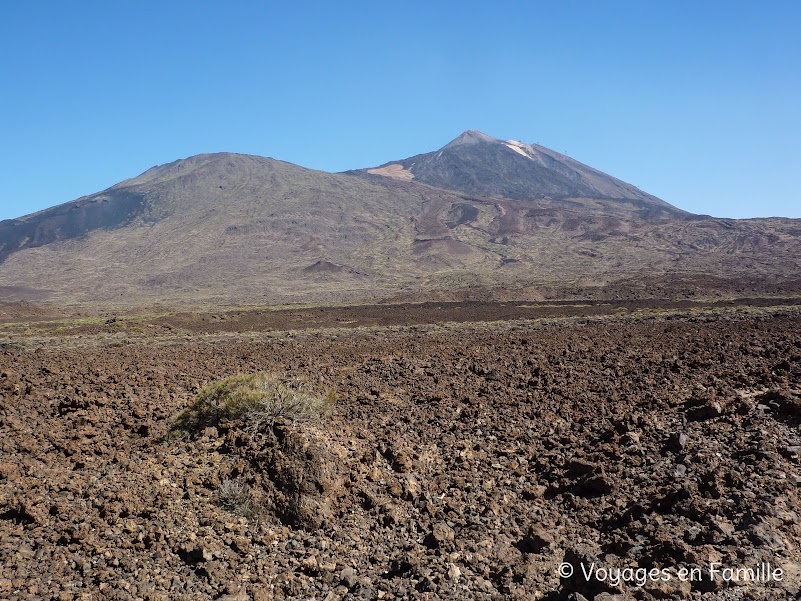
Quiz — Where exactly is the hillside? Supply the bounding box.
[0,135,800,307]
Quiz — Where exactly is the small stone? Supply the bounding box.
[575,472,615,496]
[667,432,689,453]
[340,566,358,588]
[623,431,640,445]
[525,483,547,498]
[712,519,735,536]
[402,475,421,501]
[687,402,723,420]
[252,589,273,601]
[425,521,455,548]
[748,524,786,550]
[389,553,418,574]
[447,563,461,582]
[319,561,337,573]
[785,446,801,458]
[301,555,319,573]
[566,458,597,476]
[518,525,554,553]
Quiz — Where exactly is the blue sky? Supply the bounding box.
[1,1,799,221]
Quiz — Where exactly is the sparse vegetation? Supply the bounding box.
[171,372,333,435]
[4,304,801,597]
[216,478,252,515]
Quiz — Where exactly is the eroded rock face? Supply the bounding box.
[217,420,347,531]
[264,423,345,530]
[272,432,343,530]
[0,306,800,599]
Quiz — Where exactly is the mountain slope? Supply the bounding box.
[1,138,800,307]
[354,130,682,218]
[0,153,439,304]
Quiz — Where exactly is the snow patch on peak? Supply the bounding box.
[504,141,531,158]
[504,140,543,163]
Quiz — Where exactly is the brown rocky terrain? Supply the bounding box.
[2,300,801,599]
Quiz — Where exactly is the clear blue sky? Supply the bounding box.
[2,1,799,221]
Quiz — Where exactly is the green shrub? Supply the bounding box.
[172,372,332,435]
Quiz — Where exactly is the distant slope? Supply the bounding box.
[352,130,683,218]
[1,138,800,307]
[0,190,147,265]
[0,153,437,304]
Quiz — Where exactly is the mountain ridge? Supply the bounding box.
[1,133,800,307]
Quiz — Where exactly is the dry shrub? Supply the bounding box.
[217,478,252,515]
[172,372,333,435]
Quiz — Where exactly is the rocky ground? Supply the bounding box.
[1,301,801,600]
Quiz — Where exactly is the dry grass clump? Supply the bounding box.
[172,372,333,435]
[216,478,252,515]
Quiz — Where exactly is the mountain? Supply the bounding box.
[1,134,800,306]
[352,130,683,218]
[0,154,433,305]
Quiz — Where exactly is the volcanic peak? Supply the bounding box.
[441,130,498,149]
